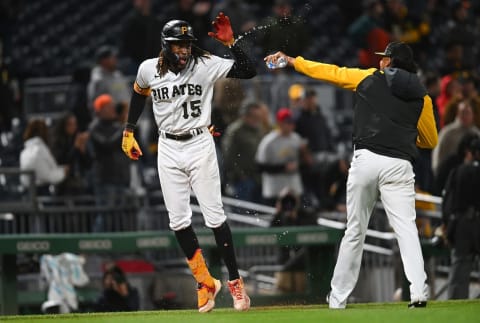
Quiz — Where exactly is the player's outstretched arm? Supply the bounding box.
[121,91,145,160]
[208,12,256,79]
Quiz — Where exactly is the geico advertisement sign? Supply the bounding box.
[78,239,112,250]
[17,241,50,252]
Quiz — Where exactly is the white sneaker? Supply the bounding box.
[327,291,346,309]
[228,277,250,311]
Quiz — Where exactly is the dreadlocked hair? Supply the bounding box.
[156,45,210,77]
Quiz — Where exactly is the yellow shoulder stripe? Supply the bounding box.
[134,82,151,96]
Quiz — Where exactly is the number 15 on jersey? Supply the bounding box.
[182,100,202,119]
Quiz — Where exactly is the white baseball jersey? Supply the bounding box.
[133,54,234,231]
[134,55,234,133]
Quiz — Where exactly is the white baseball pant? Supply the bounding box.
[329,149,428,308]
[156,130,227,231]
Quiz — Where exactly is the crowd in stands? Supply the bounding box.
[1,0,480,211]
[1,0,480,306]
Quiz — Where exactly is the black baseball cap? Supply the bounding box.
[375,41,413,62]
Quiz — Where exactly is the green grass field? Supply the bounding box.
[2,300,479,323]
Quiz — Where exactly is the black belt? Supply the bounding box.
[163,128,204,141]
[165,133,193,141]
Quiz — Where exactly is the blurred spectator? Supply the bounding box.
[222,101,265,202]
[69,64,92,132]
[348,0,390,68]
[257,102,273,136]
[384,0,430,63]
[87,46,130,121]
[0,0,23,60]
[88,94,131,229]
[0,55,19,132]
[95,265,140,312]
[441,137,480,299]
[435,75,463,128]
[51,113,91,195]
[212,78,246,133]
[433,132,479,196]
[460,74,480,100]
[268,73,296,118]
[438,42,470,77]
[442,0,478,75]
[295,89,335,154]
[444,96,480,129]
[461,76,480,102]
[287,83,305,120]
[19,118,68,195]
[260,0,310,57]
[423,0,450,28]
[337,0,363,31]
[270,188,317,293]
[447,77,480,129]
[423,71,442,127]
[255,108,311,205]
[432,99,480,176]
[211,78,246,180]
[121,0,163,73]
[295,88,347,210]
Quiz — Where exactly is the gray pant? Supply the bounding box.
[447,208,480,299]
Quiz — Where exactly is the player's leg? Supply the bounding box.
[379,158,428,307]
[212,221,250,310]
[329,149,379,309]
[177,227,222,313]
[189,133,250,311]
[447,214,473,299]
[448,247,472,299]
[157,138,220,313]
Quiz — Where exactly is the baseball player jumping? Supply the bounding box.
[121,13,255,312]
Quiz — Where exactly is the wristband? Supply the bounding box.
[125,123,136,131]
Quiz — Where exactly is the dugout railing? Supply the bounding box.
[0,226,343,315]
[0,168,473,314]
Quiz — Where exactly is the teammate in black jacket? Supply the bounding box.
[265,41,438,308]
[442,136,480,299]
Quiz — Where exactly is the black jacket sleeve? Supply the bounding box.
[125,91,147,130]
[226,43,256,79]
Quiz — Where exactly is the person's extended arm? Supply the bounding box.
[208,12,256,79]
[416,95,438,149]
[121,89,146,160]
[264,52,374,91]
[226,44,256,79]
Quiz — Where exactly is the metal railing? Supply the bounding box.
[2,167,477,303]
